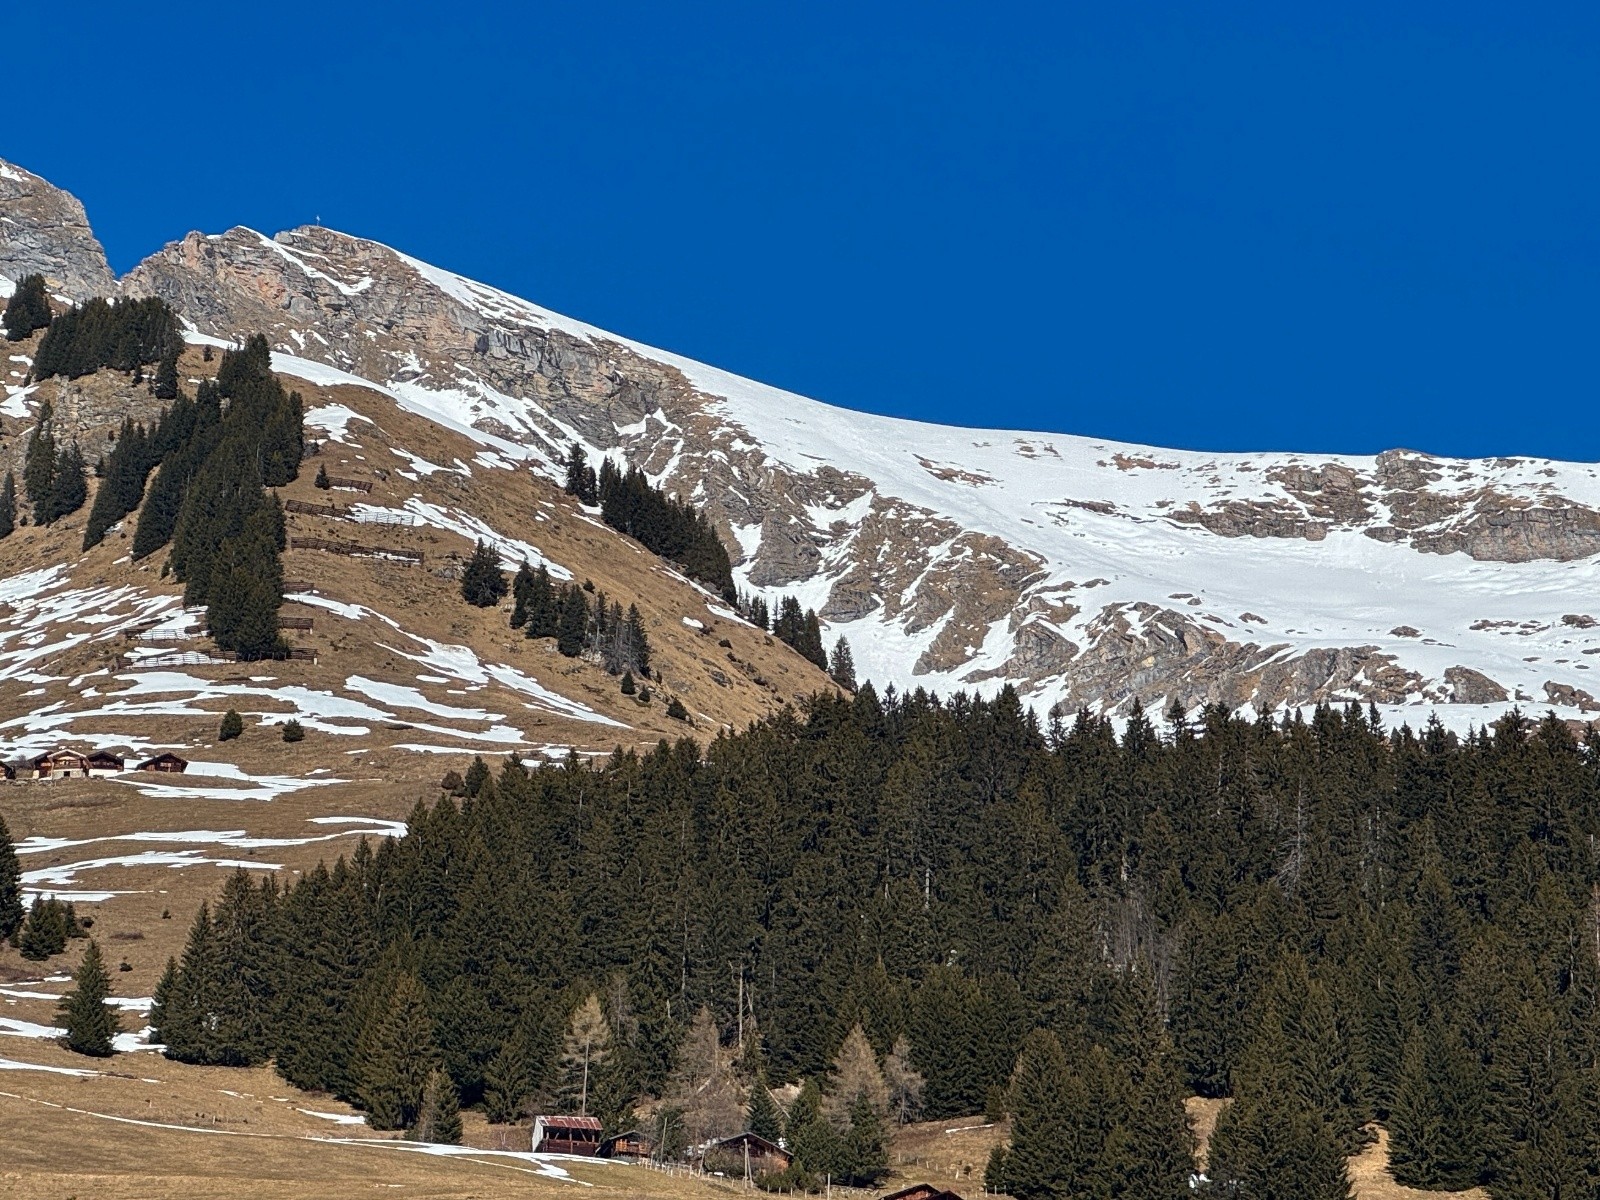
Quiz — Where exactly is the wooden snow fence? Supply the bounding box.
[284,498,346,518]
[324,476,373,493]
[278,616,315,631]
[289,535,423,565]
[282,579,314,593]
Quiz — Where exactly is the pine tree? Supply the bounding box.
[828,637,858,691]
[149,957,177,1046]
[42,443,87,524]
[840,1091,889,1185]
[460,539,507,607]
[509,560,535,627]
[410,1067,463,1144]
[282,719,305,743]
[3,274,52,341]
[18,896,72,960]
[1101,1030,1195,1200]
[0,472,16,539]
[314,462,330,489]
[356,973,440,1131]
[219,710,244,741]
[666,697,689,722]
[484,1017,539,1125]
[559,993,611,1116]
[1388,1020,1484,1190]
[557,586,588,657]
[57,940,119,1057]
[669,1006,744,1146]
[746,1077,785,1142]
[0,812,22,944]
[1208,1010,1353,1200]
[152,350,179,401]
[23,401,56,513]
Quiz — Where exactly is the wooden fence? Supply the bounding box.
[288,535,423,565]
[324,476,374,493]
[284,498,346,518]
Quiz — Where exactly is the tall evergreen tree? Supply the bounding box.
[557,586,588,658]
[356,973,440,1132]
[460,540,507,607]
[3,273,52,341]
[828,637,858,691]
[0,812,22,944]
[23,400,56,513]
[0,471,14,539]
[410,1067,463,1144]
[57,940,119,1057]
[1387,1019,1485,1190]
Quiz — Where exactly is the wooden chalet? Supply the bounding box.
[3,757,35,780]
[704,1132,792,1176]
[597,1130,653,1161]
[884,1185,965,1200]
[32,749,91,779]
[85,750,125,777]
[134,752,189,774]
[532,1115,603,1156]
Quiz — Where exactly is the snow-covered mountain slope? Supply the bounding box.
[10,154,1600,729]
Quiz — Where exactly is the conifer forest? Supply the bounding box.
[135,688,1600,1198]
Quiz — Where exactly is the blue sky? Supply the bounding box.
[8,3,1597,458]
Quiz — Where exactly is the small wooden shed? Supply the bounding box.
[532,1115,603,1156]
[135,752,190,774]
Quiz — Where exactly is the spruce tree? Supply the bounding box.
[828,637,858,691]
[43,443,86,524]
[410,1067,463,1144]
[460,540,507,607]
[841,1091,889,1185]
[282,719,305,743]
[509,560,535,627]
[219,709,244,741]
[0,812,22,944]
[23,401,56,512]
[556,586,588,657]
[58,940,119,1057]
[152,350,180,400]
[483,1018,537,1125]
[149,957,178,1046]
[356,973,440,1131]
[3,273,52,341]
[746,1077,784,1142]
[19,896,72,960]
[0,472,15,539]
[1388,1020,1484,1190]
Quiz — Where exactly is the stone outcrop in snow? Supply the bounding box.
[0,158,114,300]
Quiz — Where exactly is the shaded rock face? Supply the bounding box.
[0,159,114,300]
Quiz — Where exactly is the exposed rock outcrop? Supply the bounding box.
[0,158,114,300]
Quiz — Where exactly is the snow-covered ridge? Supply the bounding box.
[113,216,1600,729]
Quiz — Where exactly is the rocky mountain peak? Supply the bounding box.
[0,158,114,300]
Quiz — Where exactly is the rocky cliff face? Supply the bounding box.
[0,159,114,300]
[12,159,1600,727]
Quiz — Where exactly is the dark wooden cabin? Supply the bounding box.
[598,1130,653,1160]
[704,1132,793,1176]
[884,1185,965,1200]
[135,752,190,774]
[85,750,125,776]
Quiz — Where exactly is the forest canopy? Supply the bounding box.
[152,689,1600,1197]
